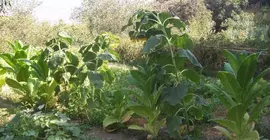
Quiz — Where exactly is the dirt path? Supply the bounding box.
[87,127,146,140]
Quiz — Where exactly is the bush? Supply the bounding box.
[0,14,93,51]
[222,11,270,48]
[72,0,154,34]
[187,0,214,41]
[153,0,215,42]
[0,111,86,139]
[204,0,244,32]
[115,36,144,65]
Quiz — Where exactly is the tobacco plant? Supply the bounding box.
[0,32,119,112]
[127,65,166,138]
[207,50,270,140]
[55,32,119,116]
[102,89,134,132]
[0,40,58,108]
[123,10,203,138]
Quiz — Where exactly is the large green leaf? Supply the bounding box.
[129,105,154,119]
[215,119,239,135]
[16,65,29,82]
[224,62,235,75]
[237,54,258,88]
[214,126,233,139]
[78,71,87,84]
[15,51,27,59]
[158,12,171,23]
[223,50,239,73]
[188,106,203,120]
[79,45,90,54]
[19,59,43,79]
[65,65,78,75]
[0,64,15,73]
[206,84,235,109]
[121,111,134,123]
[37,50,49,79]
[0,76,5,88]
[248,96,270,123]
[48,52,65,69]
[27,78,37,95]
[171,34,193,49]
[142,35,162,54]
[5,77,23,90]
[217,71,241,100]
[227,104,246,127]
[103,116,119,129]
[83,51,97,62]
[143,74,156,95]
[31,61,48,80]
[92,44,100,53]
[58,32,72,45]
[85,62,96,71]
[88,71,104,89]
[250,67,270,89]
[98,53,118,61]
[166,116,182,137]
[14,40,24,50]
[130,70,147,85]
[53,69,64,83]
[7,41,18,52]
[0,54,17,70]
[66,51,79,66]
[242,130,259,140]
[178,49,202,68]
[182,69,200,83]
[162,83,188,106]
[183,94,194,104]
[163,17,186,30]
[100,69,115,84]
[47,80,58,96]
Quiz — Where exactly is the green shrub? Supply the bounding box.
[115,36,144,65]
[204,0,244,32]
[222,11,270,48]
[0,32,119,115]
[72,0,154,34]
[207,50,270,139]
[0,14,93,51]
[154,0,214,41]
[122,10,203,139]
[0,111,87,139]
[187,0,214,41]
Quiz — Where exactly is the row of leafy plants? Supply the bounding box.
[104,10,270,139]
[103,10,270,139]
[0,9,269,140]
[0,31,120,139]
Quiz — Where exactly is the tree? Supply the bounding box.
[204,0,247,33]
[71,0,153,34]
[10,0,41,15]
[0,0,11,13]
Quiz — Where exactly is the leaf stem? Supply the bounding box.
[183,102,190,134]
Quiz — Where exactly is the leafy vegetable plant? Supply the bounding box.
[207,50,270,140]
[102,89,134,132]
[127,65,166,138]
[0,110,85,140]
[59,33,119,117]
[123,10,203,138]
[0,32,119,113]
